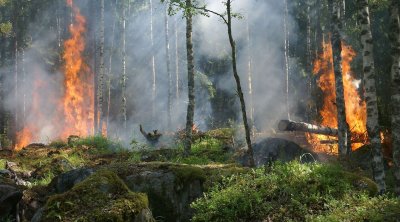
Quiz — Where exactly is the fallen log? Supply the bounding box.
[278,120,338,136]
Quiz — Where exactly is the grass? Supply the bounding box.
[71,135,125,153]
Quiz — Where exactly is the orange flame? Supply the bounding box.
[60,0,94,138]
[307,39,367,153]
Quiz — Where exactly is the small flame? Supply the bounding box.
[307,39,367,153]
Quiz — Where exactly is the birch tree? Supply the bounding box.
[329,0,350,156]
[357,0,386,193]
[389,0,400,197]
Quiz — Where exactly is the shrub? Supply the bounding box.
[191,161,394,222]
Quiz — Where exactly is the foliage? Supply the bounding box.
[310,194,400,221]
[190,161,391,222]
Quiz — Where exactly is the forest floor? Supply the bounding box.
[0,129,399,221]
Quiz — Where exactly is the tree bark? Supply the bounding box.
[329,0,350,156]
[389,0,400,197]
[97,0,105,135]
[184,0,195,156]
[357,0,386,194]
[165,6,172,129]
[278,119,338,136]
[226,0,255,167]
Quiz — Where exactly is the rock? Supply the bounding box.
[31,207,44,222]
[40,170,154,222]
[236,138,317,167]
[50,168,94,193]
[0,169,12,178]
[122,163,205,222]
[0,185,23,220]
[32,157,74,179]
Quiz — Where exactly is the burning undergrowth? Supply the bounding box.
[15,0,94,149]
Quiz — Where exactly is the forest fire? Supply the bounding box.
[14,0,93,149]
[60,0,94,138]
[307,40,367,153]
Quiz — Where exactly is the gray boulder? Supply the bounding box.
[0,185,23,220]
[49,168,94,193]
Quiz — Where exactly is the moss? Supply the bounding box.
[41,170,151,222]
[169,164,206,186]
[0,159,6,169]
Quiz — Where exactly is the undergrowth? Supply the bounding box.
[70,136,125,153]
[191,161,399,222]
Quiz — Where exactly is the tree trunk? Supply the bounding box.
[389,0,400,197]
[329,0,350,156]
[175,16,180,102]
[226,0,255,167]
[92,0,98,135]
[165,6,172,129]
[306,0,313,121]
[184,0,195,156]
[106,0,118,135]
[357,0,386,194]
[14,39,18,134]
[121,0,127,131]
[150,0,157,121]
[283,0,290,120]
[278,119,338,136]
[21,48,25,128]
[97,0,105,135]
[246,17,255,137]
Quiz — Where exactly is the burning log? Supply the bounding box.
[278,120,338,136]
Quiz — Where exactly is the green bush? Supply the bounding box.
[191,161,395,222]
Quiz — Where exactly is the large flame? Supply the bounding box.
[60,0,94,138]
[15,0,93,149]
[307,39,367,153]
